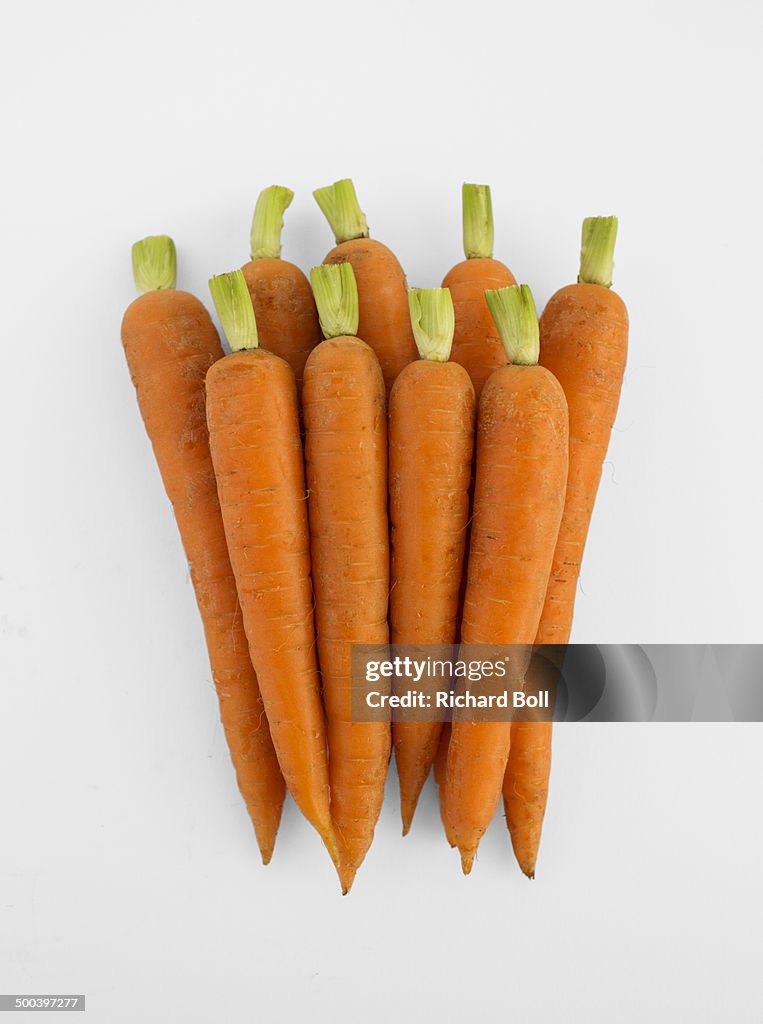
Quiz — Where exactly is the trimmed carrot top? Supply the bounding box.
[462,184,494,260]
[485,284,539,366]
[313,179,370,244]
[131,235,177,293]
[208,270,259,351]
[578,216,618,287]
[310,262,359,339]
[407,287,455,362]
[250,185,294,260]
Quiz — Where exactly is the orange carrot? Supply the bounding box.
[444,285,568,874]
[432,724,453,841]
[204,270,338,871]
[240,185,321,391]
[121,238,285,864]
[442,184,517,399]
[314,178,417,392]
[302,263,390,893]
[503,217,628,877]
[389,288,475,834]
[433,722,451,791]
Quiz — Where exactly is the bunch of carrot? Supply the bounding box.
[121,180,628,890]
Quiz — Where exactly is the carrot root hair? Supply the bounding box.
[459,847,476,876]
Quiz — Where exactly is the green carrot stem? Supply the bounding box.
[578,216,618,287]
[462,184,494,260]
[485,284,539,366]
[313,179,369,244]
[310,263,359,339]
[250,185,294,260]
[408,288,455,362]
[209,270,259,352]
[132,235,177,292]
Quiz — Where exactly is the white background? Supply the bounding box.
[2,0,762,1020]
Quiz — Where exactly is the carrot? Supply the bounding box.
[389,288,475,834]
[433,723,454,843]
[121,238,285,864]
[302,263,390,894]
[240,185,321,392]
[433,722,451,791]
[443,285,568,874]
[503,217,628,877]
[442,184,517,399]
[313,178,417,392]
[204,269,338,871]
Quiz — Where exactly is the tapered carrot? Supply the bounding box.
[503,217,628,877]
[389,288,475,834]
[432,724,453,840]
[444,285,568,874]
[313,178,417,392]
[121,237,285,864]
[433,722,450,790]
[204,270,338,871]
[442,184,517,399]
[302,263,391,894]
[240,185,321,391]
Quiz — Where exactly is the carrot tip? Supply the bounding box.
[260,848,274,867]
[338,865,357,895]
[459,848,476,875]
[400,799,416,837]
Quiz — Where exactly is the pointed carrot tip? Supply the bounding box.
[338,865,357,895]
[400,794,418,837]
[517,854,537,879]
[260,848,274,867]
[401,807,414,836]
[459,848,475,875]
